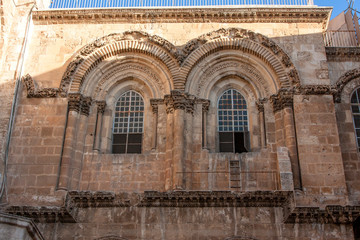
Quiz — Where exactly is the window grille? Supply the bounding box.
[112,90,144,154]
[351,88,360,152]
[218,89,249,153]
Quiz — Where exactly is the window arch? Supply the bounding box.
[218,89,250,153]
[351,88,360,151]
[112,90,144,154]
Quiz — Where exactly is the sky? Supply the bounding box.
[315,0,360,19]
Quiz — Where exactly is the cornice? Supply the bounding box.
[4,191,360,225]
[326,47,360,62]
[285,205,360,224]
[32,7,331,29]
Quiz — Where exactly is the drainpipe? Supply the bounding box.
[0,3,37,202]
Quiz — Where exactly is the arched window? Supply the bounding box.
[112,90,144,154]
[218,89,249,153]
[351,88,360,151]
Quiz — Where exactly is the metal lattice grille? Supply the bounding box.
[218,89,248,132]
[351,88,360,151]
[49,0,314,8]
[113,91,144,134]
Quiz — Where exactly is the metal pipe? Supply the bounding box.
[0,3,37,202]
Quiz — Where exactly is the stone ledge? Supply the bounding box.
[326,47,360,62]
[4,206,76,223]
[285,205,360,224]
[32,7,331,29]
[4,191,360,225]
[67,190,294,208]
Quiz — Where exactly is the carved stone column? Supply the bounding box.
[150,99,164,150]
[197,99,210,149]
[69,96,92,190]
[271,89,302,190]
[57,93,82,191]
[256,98,267,148]
[93,101,106,151]
[164,91,195,190]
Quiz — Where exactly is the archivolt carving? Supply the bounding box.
[60,28,299,95]
[182,28,300,90]
[334,67,360,103]
[93,63,164,98]
[60,31,178,94]
[197,61,271,96]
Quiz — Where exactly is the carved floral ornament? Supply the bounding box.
[59,28,301,94]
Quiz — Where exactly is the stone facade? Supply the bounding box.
[0,1,360,239]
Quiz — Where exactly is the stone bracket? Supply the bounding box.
[22,74,58,98]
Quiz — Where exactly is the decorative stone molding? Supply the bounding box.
[150,99,164,114]
[67,190,293,208]
[270,88,294,112]
[164,90,196,114]
[68,93,92,115]
[96,101,106,114]
[256,98,268,112]
[5,191,359,226]
[22,74,58,98]
[5,206,76,223]
[60,28,300,94]
[182,28,300,89]
[326,47,360,62]
[80,96,92,116]
[60,31,178,94]
[294,85,337,96]
[68,93,82,112]
[334,67,360,103]
[196,99,210,113]
[285,206,360,224]
[32,8,330,30]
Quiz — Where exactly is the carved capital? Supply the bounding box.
[164,90,195,114]
[96,101,106,114]
[196,99,210,113]
[270,89,294,112]
[150,99,164,114]
[22,74,58,98]
[80,97,92,116]
[294,85,336,95]
[256,98,267,113]
[68,93,82,113]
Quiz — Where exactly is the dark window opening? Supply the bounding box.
[354,217,360,240]
[218,89,249,153]
[112,91,144,154]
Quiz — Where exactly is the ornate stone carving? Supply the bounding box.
[60,28,301,94]
[22,74,58,98]
[68,93,82,113]
[256,98,267,112]
[270,89,294,112]
[285,206,360,224]
[96,101,106,114]
[150,99,164,114]
[164,90,196,114]
[325,47,360,62]
[294,85,336,96]
[334,67,360,103]
[33,8,330,30]
[196,99,210,113]
[94,63,164,97]
[67,93,92,115]
[5,206,76,223]
[80,96,92,116]
[67,190,292,208]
